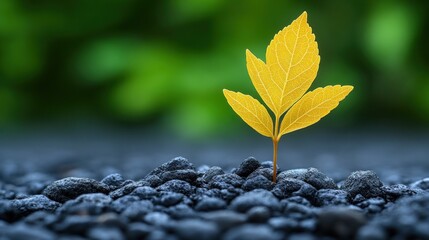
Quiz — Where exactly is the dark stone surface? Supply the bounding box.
[316,189,350,206]
[230,189,280,212]
[277,168,337,190]
[201,166,224,183]
[272,178,316,200]
[209,174,244,190]
[157,180,193,196]
[242,175,273,191]
[149,157,195,176]
[100,173,125,191]
[317,207,367,239]
[246,206,271,223]
[58,193,112,215]
[342,171,384,198]
[7,195,60,220]
[173,219,219,240]
[43,177,109,203]
[235,157,261,178]
[195,197,227,211]
[109,180,150,199]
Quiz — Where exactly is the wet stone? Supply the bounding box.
[109,180,150,199]
[142,175,163,188]
[246,206,271,223]
[110,195,140,213]
[235,157,261,178]
[342,171,384,198]
[54,215,97,234]
[157,180,193,196]
[247,168,274,181]
[381,184,416,201]
[0,223,56,240]
[209,174,244,190]
[173,219,219,240]
[153,192,184,207]
[201,166,224,183]
[120,200,153,221]
[242,175,274,191]
[9,195,60,220]
[283,202,315,219]
[278,168,337,190]
[43,177,109,203]
[149,157,195,176]
[195,197,227,211]
[268,217,299,231]
[160,169,198,184]
[167,203,197,219]
[201,210,246,230]
[230,189,280,213]
[144,212,172,227]
[272,178,316,200]
[58,193,112,215]
[316,189,350,206]
[129,186,158,200]
[100,174,125,191]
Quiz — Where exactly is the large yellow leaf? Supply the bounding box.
[279,85,353,137]
[223,89,273,138]
[266,11,320,116]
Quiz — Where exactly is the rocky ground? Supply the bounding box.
[0,127,429,239]
[1,156,429,240]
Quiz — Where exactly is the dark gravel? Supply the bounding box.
[1,156,429,239]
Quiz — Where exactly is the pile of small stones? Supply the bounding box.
[1,157,429,240]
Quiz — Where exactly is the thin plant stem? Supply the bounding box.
[272,138,278,182]
[272,115,280,182]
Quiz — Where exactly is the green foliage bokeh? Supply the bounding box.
[0,0,428,137]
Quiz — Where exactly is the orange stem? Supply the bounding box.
[272,138,278,182]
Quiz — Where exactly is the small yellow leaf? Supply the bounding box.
[246,49,279,114]
[223,89,273,138]
[266,11,320,115]
[279,85,353,137]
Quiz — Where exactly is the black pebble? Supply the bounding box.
[235,157,261,177]
[342,171,384,198]
[43,177,109,203]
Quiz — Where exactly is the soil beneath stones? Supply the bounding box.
[1,127,429,239]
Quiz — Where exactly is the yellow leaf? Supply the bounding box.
[246,49,279,114]
[266,11,320,116]
[223,89,273,138]
[279,85,353,137]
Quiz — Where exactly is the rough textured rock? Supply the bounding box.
[43,177,109,203]
[342,171,384,198]
[235,157,261,178]
[278,168,337,190]
[156,180,193,196]
[230,189,280,212]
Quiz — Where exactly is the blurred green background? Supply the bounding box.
[0,0,428,138]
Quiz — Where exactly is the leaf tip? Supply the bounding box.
[343,85,354,93]
[299,11,308,21]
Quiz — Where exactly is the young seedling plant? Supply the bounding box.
[223,12,353,183]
